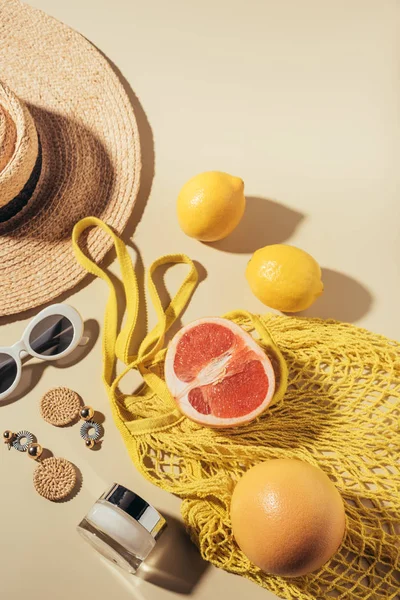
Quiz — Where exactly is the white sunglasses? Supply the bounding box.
[0,304,84,402]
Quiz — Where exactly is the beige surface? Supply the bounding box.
[1,1,399,599]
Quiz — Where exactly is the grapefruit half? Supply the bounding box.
[165,317,276,427]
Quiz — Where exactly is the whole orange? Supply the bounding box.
[230,459,346,577]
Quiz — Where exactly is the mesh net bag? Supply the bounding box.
[73,217,400,600]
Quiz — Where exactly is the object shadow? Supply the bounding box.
[90,238,147,362]
[210,196,304,253]
[120,239,207,355]
[319,488,400,597]
[39,447,54,461]
[298,269,373,323]
[93,410,105,426]
[0,319,100,406]
[97,239,207,396]
[151,260,208,344]
[136,513,209,594]
[218,371,335,449]
[0,107,115,244]
[100,51,155,242]
[0,106,114,326]
[0,56,154,326]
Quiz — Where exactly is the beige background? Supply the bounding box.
[1,1,399,599]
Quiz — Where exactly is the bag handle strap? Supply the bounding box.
[136,254,198,365]
[72,217,198,395]
[71,219,286,435]
[72,217,140,386]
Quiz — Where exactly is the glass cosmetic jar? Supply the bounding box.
[77,483,167,573]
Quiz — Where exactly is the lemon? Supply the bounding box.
[177,171,245,242]
[246,244,323,312]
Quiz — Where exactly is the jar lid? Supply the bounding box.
[101,483,166,539]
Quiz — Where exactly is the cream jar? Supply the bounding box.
[77,483,167,573]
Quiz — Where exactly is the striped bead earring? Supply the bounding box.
[79,406,103,449]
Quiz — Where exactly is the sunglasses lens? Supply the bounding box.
[29,315,74,357]
[0,353,18,395]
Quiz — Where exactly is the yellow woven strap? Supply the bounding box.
[72,217,139,383]
[72,217,287,433]
[137,254,198,365]
[72,217,198,429]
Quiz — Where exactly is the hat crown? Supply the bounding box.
[0,103,17,174]
[0,82,38,210]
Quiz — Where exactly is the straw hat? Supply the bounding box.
[0,0,141,317]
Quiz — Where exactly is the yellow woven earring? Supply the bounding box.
[40,387,103,449]
[2,430,77,501]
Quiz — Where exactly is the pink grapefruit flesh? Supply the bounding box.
[165,317,276,427]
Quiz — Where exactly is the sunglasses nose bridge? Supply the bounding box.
[11,340,27,356]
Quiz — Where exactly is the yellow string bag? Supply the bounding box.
[72,217,400,600]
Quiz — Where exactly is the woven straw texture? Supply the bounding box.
[33,457,76,501]
[0,83,38,207]
[40,387,81,426]
[72,219,400,600]
[0,0,141,316]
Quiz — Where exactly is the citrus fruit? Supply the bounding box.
[177,171,246,242]
[246,244,323,312]
[164,317,276,427]
[230,459,346,577]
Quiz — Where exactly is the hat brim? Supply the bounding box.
[0,0,141,316]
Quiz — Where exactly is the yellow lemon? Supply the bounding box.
[246,244,323,312]
[177,171,245,242]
